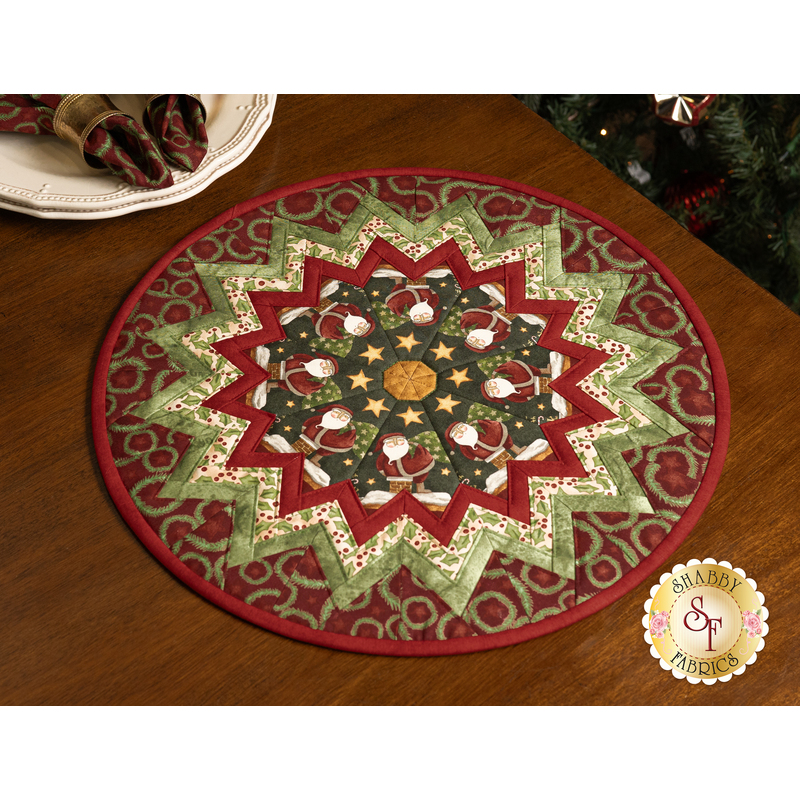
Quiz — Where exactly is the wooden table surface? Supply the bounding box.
[2,95,796,706]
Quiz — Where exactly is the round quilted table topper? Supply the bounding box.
[93,169,730,656]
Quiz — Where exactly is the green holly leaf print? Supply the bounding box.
[297,508,315,523]
[267,519,296,536]
[438,552,462,568]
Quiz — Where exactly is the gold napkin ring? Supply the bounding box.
[53,94,133,168]
[143,94,207,135]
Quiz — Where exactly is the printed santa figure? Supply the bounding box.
[385,280,441,326]
[266,353,338,397]
[306,298,376,340]
[481,360,552,404]
[374,433,435,493]
[294,404,357,464]
[459,305,515,352]
[444,420,523,470]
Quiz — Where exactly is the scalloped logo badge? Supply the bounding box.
[643,559,768,684]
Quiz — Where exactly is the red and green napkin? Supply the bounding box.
[143,94,208,172]
[0,94,174,189]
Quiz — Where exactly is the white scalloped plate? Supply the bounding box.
[0,94,277,219]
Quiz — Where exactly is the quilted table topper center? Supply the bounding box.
[93,170,729,656]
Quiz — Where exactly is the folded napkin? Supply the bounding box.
[143,94,208,172]
[0,94,173,189]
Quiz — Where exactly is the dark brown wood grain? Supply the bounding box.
[1,94,797,705]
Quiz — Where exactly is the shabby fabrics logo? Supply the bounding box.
[643,559,768,685]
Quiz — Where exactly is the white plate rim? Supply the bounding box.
[0,93,277,220]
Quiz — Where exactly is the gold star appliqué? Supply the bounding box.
[434,394,461,414]
[395,333,421,353]
[347,370,373,390]
[359,344,385,364]
[447,367,471,388]
[397,406,424,426]
[430,341,455,361]
[363,397,389,418]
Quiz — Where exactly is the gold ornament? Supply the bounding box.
[652,94,717,127]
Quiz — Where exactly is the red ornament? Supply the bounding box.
[664,171,726,237]
[652,94,717,127]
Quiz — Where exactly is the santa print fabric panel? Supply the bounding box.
[93,169,729,656]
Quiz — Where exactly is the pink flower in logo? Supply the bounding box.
[742,610,762,638]
[650,610,670,639]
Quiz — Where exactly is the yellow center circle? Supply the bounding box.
[383,361,437,401]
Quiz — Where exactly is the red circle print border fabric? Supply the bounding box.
[93,169,730,656]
